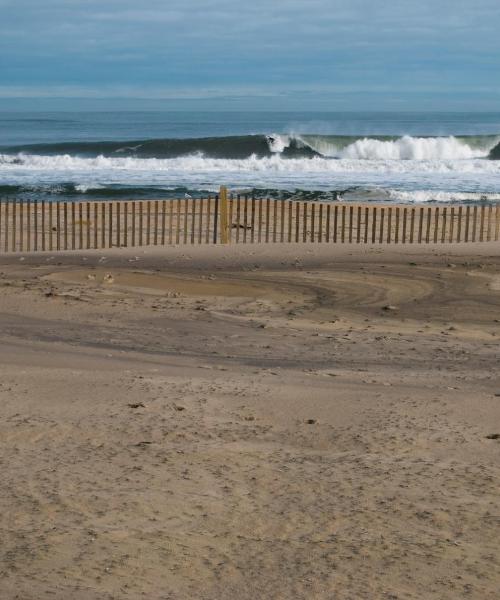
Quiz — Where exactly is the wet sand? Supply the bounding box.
[1,242,500,599]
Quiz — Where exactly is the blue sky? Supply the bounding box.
[0,0,499,110]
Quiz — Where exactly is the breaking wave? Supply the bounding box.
[2,133,500,204]
[2,133,500,160]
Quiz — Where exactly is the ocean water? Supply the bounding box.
[1,111,500,203]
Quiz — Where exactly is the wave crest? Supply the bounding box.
[339,135,484,160]
[3,133,499,160]
[268,134,496,160]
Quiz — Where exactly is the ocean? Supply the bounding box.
[1,111,500,204]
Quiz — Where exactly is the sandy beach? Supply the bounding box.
[1,241,500,599]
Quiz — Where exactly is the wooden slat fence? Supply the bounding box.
[0,190,499,253]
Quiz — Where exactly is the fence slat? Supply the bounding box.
[183,198,189,244]
[235,195,241,243]
[77,203,83,250]
[349,206,354,243]
[145,201,150,245]
[33,200,38,251]
[287,200,293,243]
[371,207,377,244]
[273,199,278,243]
[433,207,439,244]
[206,197,212,244]
[295,202,300,243]
[48,202,54,252]
[11,202,17,252]
[386,207,392,244]
[116,202,121,248]
[251,197,257,243]
[340,206,345,243]
[62,202,67,251]
[84,202,89,249]
[302,202,308,243]
[409,208,415,243]
[449,207,455,243]
[356,206,361,243]
[160,200,166,245]
[71,202,76,250]
[465,206,470,242]
[425,208,431,244]
[5,202,10,252]
[19,201,24,252]
[267,198,272,243]
[190,198,196,244]
[101,203,106,248]
[9,202,14,252]
[196,199,202,245]
[326,204,332,243]
[154,201,159,245]
[417,207,424,244]
[168,200,173,244]
[176,199,182,244]
[379,208,385,244]
[279,199,285,243]
[212,195,219,244]
[123,202,128,248]
[54,202,59,251]
[27,200,32,252]
[106,202,112,248]
[241,196,247,243]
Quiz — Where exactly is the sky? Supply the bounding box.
[0,0,499,111]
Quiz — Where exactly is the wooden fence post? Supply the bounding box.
[219,186,230,244]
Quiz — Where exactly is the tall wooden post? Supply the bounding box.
[219,186,230,244]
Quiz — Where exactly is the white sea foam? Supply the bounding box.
[74,183,105,193]
[385,189,500,203]
[267,134,493,160]
[2,151,500,202]
[339,135,486,160]
[1,152,499,174]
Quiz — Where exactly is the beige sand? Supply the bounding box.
[1,242,500,599]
